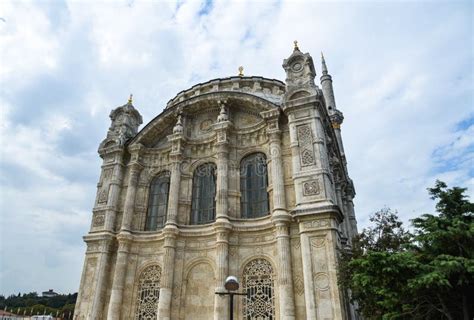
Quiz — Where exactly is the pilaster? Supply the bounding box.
[261,108,296,320]
[212,101,233,320]
[157,113,185,320]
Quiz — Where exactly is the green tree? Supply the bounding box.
[339,181,474,319]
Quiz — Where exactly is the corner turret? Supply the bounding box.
[282,41,319,101]
[99,95,143,153]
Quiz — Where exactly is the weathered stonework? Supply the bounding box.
[75,46,359,319]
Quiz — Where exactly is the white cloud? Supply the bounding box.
[0,0,472,294]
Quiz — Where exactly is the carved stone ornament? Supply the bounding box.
[310,237,326,248]
[200,119,213,132]
[243,259,276,319]
[314,272,330,290]
[304,219,330,229]
[294,275,304,296]
[98,187,109,204]
[92,213,105,227]
[303,179,320,196]
[297,124,312,145]
[135,265,162,320]
[301,148,315,166]
[297,124,316,167]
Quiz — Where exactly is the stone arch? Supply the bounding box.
[134,264,162,320]
[241,257,276,320]
[181,260,215,320]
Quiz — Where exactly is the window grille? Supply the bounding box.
[191,163,217,224]
[240,153,269,218]
[243,258,276,320]
[145,172,170,230]
[135,265,161,320]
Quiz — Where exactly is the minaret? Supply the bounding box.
[320,53,346,157]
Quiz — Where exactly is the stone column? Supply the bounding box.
[121,162,143,231]
[157,117,184,320]
[106,234,132,320]
[106,145,143,319]
[344,193,358,239]
[157,227,178,320]
[89,236,113,319]
[213,102,232,320]
[103,149,125,231]
[262,109,296,320]
[300,232,317,319]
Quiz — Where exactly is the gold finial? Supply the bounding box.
[238,66,244,76]
[128,94,133,104]
[294,40,299,51]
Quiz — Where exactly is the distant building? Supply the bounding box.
[41,289,58,298]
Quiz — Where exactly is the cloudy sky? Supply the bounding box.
[0,0,472,295]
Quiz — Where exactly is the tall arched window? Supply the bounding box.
[243,258,276,320]
[145,172,170,231]
[135,265,161,320]
[240,153,269,218]
[191,163,217,224]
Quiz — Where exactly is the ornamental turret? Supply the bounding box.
[99,95,143,151]
[282,41,319,101]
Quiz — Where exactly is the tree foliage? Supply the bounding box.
[0,292,77,316]
[339,181,474,320]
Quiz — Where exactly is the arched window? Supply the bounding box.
[240,153,269,218]
[135,265,161,320]
[243,258,276,320]
[191,163,216,224]
[145,172,170,231]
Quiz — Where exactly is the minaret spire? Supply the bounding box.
[321,52,328,75]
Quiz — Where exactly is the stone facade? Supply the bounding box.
[75,46,358,319]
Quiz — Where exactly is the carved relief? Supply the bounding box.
[294,275,304,296]
[98,187,109,204]
[311,237,326,248]
[304,219,330,229]
[199,119,213,132]
[297,124,315,167]
[297,125,312,145]
[314,272,330,290]
[292,239,301,250]
[101,168,113,183]
[92,213,105,228]
[301,149,315,166]
[303,179,320,196]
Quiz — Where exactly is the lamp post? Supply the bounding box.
[216,276,247,320]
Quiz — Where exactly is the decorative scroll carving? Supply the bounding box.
[135,265,162,320]
[303,179,320,196]
[92,213,105,228]
[243,259,276,320]
[297,124,315,167]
